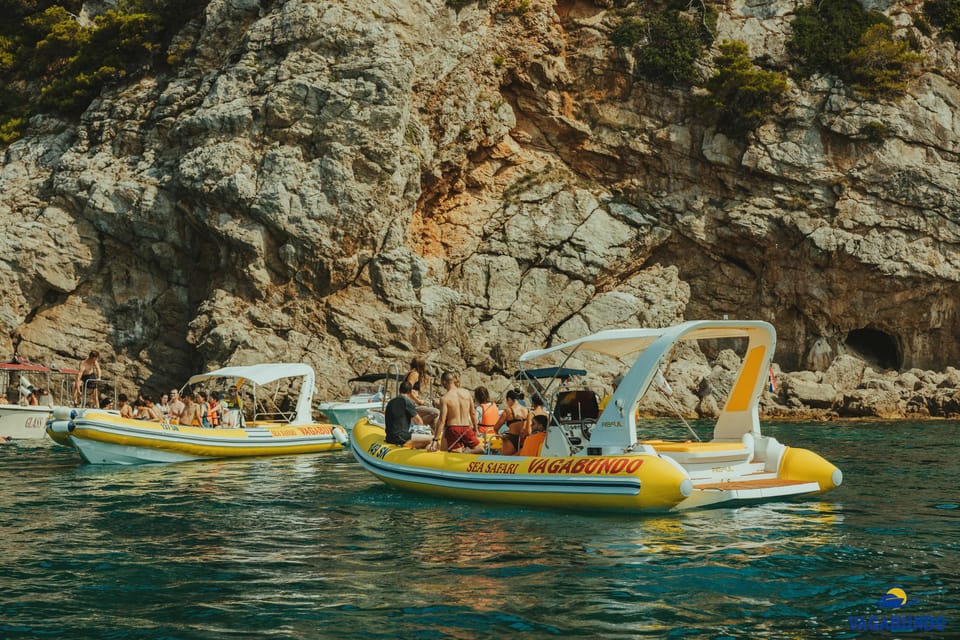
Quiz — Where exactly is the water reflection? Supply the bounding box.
[1,422,958,638]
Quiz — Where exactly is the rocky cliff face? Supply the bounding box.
[1,0,958,409]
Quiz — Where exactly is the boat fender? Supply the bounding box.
[332,426,348,445]
[67,420,76,432]
[52,407,77,421]
[46,419,69,434]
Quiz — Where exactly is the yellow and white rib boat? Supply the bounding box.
[351,320,842,512]
[47,363,347,464]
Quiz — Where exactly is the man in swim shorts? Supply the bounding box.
[73,350,102,407]
[431,371,483,454]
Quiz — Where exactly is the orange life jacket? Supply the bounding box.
[208,400,221,427]
[477,402,500,435]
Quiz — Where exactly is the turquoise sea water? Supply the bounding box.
[1,421,958,639]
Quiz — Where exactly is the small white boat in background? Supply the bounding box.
[317,367,400,429]
[0,362,77,440]
[48,363,348,464]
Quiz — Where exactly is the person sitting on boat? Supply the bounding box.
[473,386,500,437]
[384,381,430,449]
[207,392,223,428]
[0,393,9,405]
[404,356,440,428]
[118,394,133,419]
[73,350,102,407]
[100,397,114,410]
[179,393,204,427]
[138,396,162,421]
[195,391,210,427]
[431,371,483,454]
[518,414,548,457]
[492,389,530,456]
[528,393,547,433]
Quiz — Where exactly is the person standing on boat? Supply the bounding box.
[491,389,530,456]
[168,389,185,424]
[159,393,170,420]
[473,386,500,437]
[384,381,429,448]
[73,351,102,407]
[404,356,440,428]
[179,393,204,427]
[431,371,483,454]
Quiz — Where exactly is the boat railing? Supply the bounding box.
[78,377,116,409]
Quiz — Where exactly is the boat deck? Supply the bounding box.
[693,478,812,491]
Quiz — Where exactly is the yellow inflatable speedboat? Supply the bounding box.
[352,321,842,512]
[351,418,693,512]
[48,363,347,464]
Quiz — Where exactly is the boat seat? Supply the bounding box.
[641,439,753,466]
[641,440,750,453]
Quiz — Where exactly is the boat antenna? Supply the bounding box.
[654,366,701,442]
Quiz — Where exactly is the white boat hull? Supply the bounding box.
[0,404,54,439]
[317,402,380,429]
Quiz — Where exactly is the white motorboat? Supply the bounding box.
[48,363,348,464]
[317,369,400,429]
[0,362,77,440]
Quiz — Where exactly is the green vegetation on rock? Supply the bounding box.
[924,0,960,41]
[703,40,788,135]
[846,24,924,100]
[0,0,208,144]
[634,11,704,85]
[788,0,923,100]
[609,1,716,87]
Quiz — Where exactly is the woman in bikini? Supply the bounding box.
[404,356,439,427]
[493,389,529,456]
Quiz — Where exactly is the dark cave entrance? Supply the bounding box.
[844,328,902,371]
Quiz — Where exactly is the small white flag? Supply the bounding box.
[655,368,673,396]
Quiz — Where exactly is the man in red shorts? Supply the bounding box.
[430,371,483,454]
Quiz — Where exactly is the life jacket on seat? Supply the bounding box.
[519,431,546,457]
[477,402,500,435]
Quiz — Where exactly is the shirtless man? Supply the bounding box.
[118,393,134,419]
[179,393,204,427]
[430,371,483,454]
[168,388,185,424]
[139,397,162,422]
[73,351,102,406]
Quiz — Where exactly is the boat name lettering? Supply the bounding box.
[273,426,331,437]
[161,424,180,431]
[600,421,620,428]
[368,443,390,459]
[26,416,45,429]
[466,461,520,474]
[527,458,644,475]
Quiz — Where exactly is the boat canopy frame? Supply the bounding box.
[518,321,777,452]
[186,363,317,425]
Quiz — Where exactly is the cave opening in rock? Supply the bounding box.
[844,328,902,370]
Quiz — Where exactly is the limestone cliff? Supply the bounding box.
[1,0,958,412]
